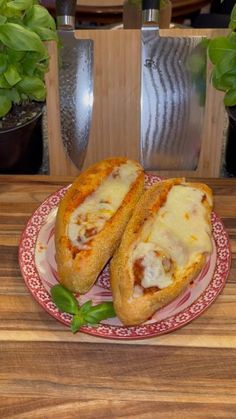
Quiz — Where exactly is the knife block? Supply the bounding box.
[45,28,227,177]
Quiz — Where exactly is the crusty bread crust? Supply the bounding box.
[55,157,144,293]
[110,178,213,326]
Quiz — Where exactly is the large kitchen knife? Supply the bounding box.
[56,0,93,170]
[141,0,207,170]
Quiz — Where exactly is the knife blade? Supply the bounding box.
[141,0,207,170]
[56,0,94,170]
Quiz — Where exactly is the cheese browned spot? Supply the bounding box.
[129,184,212,293]
[67,161,142,250]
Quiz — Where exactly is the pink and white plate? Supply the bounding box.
[19,174,231,340]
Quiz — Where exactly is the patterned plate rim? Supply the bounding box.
[18,174,231,340]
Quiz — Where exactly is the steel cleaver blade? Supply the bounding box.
[141,0,207,171]
[56,0,94,170]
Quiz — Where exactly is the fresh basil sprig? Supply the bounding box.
[51,284,116,333]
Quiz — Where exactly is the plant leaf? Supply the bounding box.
[83,302,116,324]
[71,314,86,333]
[24,4,56,31]
[6,0,33,12]
[0,52,8,73]
[21,51,48,76]
[7,48,25,63]
[212,69,236,91]
[224,88,236,107]
[0,94,12,117]
[0,74,10,88]
[0,15,7,24]
[16,75,46,100]
[73,301,116,330]
[51,285,116,333]
[2,86,21,103]
[51,284,79,315]
[4,63,21,85]
[229,4,236,30]
[228,32,236,45]
[80,300,93,314]
[208,36,236,65]
[31,26,58,42]
[0,22,47,57]
[213,53,236,80]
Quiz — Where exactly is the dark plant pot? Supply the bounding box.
[225,106,236,177]
[0,102,44,174]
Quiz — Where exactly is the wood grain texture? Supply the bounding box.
[77,29,141,169]
[45,29,227,177]
[0,175,236,417]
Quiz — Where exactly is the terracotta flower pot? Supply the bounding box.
[0,103,44,174]
[225,106,236,177]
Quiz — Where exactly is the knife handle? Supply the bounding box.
[142,0,160,11]
[56,0,76,30]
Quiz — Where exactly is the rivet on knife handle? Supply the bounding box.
[56,0,76,30]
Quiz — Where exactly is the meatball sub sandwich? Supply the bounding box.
[55,157,144,293]
[110,178,213,325]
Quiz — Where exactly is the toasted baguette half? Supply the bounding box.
[55,157,144,293]
[110,178,213,326]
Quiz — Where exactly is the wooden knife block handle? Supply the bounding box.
[45,29,227,177]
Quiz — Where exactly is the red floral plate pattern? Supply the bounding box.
[19,174,231,340]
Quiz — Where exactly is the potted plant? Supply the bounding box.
[207,4,236,176]
[0,0,57,173]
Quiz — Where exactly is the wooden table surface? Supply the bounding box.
[1,175,236,418]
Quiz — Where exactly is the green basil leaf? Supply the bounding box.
[228,32,236,45]
[83,314,103,325]
[212,69,236,91]
[24,4,56,31]
[21,51,48,76]
[10,87,21,103]
[0,15,7,24]
[0,86,20,102]
[80,300,93,314]
[229,4,236,30]
[71,314,86,333]
[7,48,25,63]
[208,37,236,65]
[0,74,10,88]
[7,0,33,12]
[32,26,58,42]
[213,53,236,80]
[224,88,236,107]
[22,51,49,77]
[4,63,21,85]
[0,52,7,73]
[20,92,28,100]
[84,302,116,324]
[0,95,12,117]
[16,75,46,100]
[51,284,79,315]
[0,22,47,57]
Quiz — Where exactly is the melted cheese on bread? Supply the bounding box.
[129,184,212,290]
[68,161,141,249]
